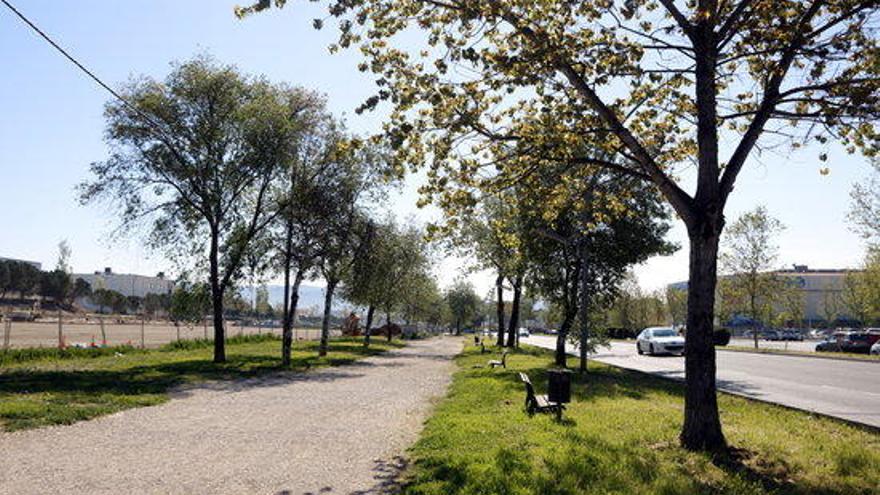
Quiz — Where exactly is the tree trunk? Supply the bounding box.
[319,279,337,357]
[281,215,293,364]
[209,230,226,363]
[282,269,304,366]
[680,225,726,451]
[386,312,392,342]
[506,275,522,348]
[363,305,375,347]
[578,242,589,373]
[556,311,574,368]
[495,274,505,347]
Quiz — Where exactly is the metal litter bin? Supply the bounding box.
[547,368,572,404]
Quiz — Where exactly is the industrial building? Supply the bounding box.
[669,265,854,325]
[74,267,174,298]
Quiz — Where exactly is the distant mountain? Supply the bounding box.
[238,284,353,313]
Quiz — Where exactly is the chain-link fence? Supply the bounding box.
[0,315,335,349]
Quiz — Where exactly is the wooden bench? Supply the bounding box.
[519,372,565,417]
[488,351,508,368]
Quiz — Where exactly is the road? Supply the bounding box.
[523,335,880,429]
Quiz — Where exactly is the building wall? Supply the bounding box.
[776,271,847,322]
[669,267,853,324]
[74,272,175,298]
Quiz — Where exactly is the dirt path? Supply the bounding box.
[0,337,461,495]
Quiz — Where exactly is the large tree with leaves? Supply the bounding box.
[449,195,526,347]
[243,0,880,450]
[80,56,307,363]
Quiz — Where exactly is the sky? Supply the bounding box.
[0,0,874,298]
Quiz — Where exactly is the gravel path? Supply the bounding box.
[0,337,461,495]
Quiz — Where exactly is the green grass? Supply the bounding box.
[402,343,880,495]
[720,345,880,361]
[0,336,403,432]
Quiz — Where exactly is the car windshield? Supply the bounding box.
[652,329,677,338]
[848,334,868,341]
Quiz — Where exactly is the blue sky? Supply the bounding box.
[0,0,874,296]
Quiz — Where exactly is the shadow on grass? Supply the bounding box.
[0,339,405,430]
[0,342,398,397]
[423,346,868,495]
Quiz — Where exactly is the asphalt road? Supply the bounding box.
[523,335,880,429]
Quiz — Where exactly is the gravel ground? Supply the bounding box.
[0,337,461,495]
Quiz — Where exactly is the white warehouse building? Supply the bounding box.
[74,267,174,298]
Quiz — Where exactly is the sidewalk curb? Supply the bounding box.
[593,359,880,435]
[717,346,880,364]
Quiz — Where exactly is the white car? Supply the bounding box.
[636,327,685,356]
[518,327,530,337]
[871,340,880,355]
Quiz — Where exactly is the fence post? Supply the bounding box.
[3,316,10,350]
[57,308,64,349]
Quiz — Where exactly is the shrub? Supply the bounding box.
[713,327,732,346]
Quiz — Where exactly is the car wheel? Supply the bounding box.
[637,343,643,355]
[649,344,655,356]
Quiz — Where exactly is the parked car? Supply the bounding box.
[871,340,880,356]
[762,330,783,341]
[636,327,685,356]
[815,332,874,354]
[780,329,804,341]
[518,327,530,337]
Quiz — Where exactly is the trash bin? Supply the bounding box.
[547,368,572,404]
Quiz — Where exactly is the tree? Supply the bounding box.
[666,287,688,329]
[820,288,843,327]
[143,292,169,319]
[520,163,674,369]
[170,283,212,330]
[0,260,41,299]
[72,278,92,300]
[840,248,880,326]
[126,295,143,315]
[312,137,386,357]
[0,261,9,300]
[254,285,273,317]
[265,91,333,365]
[244,0,880,451]
[607,276,669,333]
[80,56,308,362]
[849,158,880,245]
[343,218,434,345]
[447,195,523,347]
[774,280,806,328]
[444,280,480,335]
[39,270,72,306]
[92,288,127,315]
[720,206,785,348]
[55,240,72,274]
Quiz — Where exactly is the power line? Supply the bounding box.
[1,0,184,159]
[1,0,138,115]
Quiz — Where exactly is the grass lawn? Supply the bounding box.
[0,335,403,432]
[402,343,880,495]
[720,345,880,362]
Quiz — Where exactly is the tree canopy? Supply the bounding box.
[241,0,880,451]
